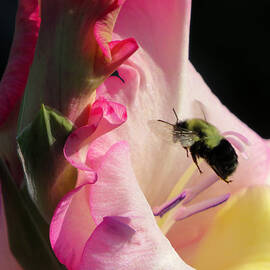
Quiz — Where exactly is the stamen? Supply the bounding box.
[183,175,219,204]
[154,175,219,218]
[225,136,248,159]
[174,193,230,221]
[222,131,251,145]
[155,163,230,234]
[153,192,186,217]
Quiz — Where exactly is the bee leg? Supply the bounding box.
[191,152,203,174]
[222,178,233,184]
[184,147,189,157]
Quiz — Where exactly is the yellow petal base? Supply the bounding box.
[192,185,270,270]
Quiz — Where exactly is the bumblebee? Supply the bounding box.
[150,109,238,183]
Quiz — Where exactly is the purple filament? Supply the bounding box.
[222,131,250,145]
[175,193,230,221]
[226,137,248,159]
[154,191,186,217]
[183,175,219,205]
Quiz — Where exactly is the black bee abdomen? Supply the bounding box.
[207,139,238,179]
[190,139,238,180]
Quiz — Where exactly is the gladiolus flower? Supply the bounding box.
[1,0,270,269]
[50,0,270,268]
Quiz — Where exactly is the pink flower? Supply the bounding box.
[50,0,270,268]
[1,0,270,268]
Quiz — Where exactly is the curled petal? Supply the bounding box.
[88,97,127,133]
[104,38,139,74]
[64,98,126,182]
[93,0,127,60]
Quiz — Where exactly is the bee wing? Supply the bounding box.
[173,128,198,147]
[192,99,208,121]
[148,120,177,145]
[148,120,198,147]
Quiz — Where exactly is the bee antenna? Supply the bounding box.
[172,108,179,123]
[157,119,174,126]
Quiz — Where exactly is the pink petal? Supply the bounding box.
[87,141,193,269]
[51,141,194,269]
[0,0,40,126]
[52,99,127,269]
[80,215,193,270]
[94,0,139,75]
[0,185,22,270]
[96,63,193,207]
[79,216,135,270]
[114,0,191,78]
[95,0,194,207]
[50,181,96,270]
[105,38,139,74]
[93,0,127,61]
[89,141,154,224]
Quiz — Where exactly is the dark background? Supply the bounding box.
[190,1,270,137]
[1,1,270,137]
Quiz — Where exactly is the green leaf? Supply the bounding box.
[0,160,66,270]
[17,105,77,222]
